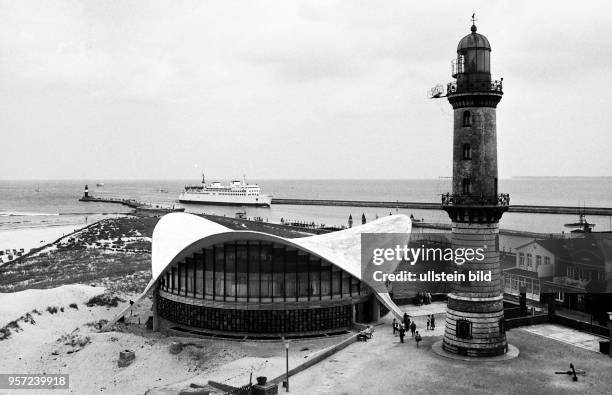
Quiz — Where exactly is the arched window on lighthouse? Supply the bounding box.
[463,110,471,127]
[462,178,472,195]
[463,143,472,160]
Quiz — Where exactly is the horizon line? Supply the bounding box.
[1,176,612,182]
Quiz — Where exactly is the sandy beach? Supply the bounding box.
[0,214,130,266]
[0,284,352,395]
[0,225,84,265]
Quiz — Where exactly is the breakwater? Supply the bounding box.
[271,198,612,216]
[78,196,144,209]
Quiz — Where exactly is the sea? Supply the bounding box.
[1,178,612,235]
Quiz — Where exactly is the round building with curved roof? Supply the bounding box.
[122,213,411,338]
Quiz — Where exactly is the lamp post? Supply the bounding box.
[285,342,289,392]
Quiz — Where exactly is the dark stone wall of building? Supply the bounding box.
[453,106,498,200]
[442,222,508,356]
[156,294,353,335]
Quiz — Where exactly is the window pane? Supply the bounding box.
[177,262,182,294]
[214,245,224,298]
[309,257,320,298]
[285,249,297,300]
[236,244,248,300]
[321,260,331,298]
[260,243,273,300]
[248,243,260,301]
[172,267,178,294]
[185,258,194,296]
[195,253,204,298]
[180,260,188,295]
[342,271,350,298]
[272,245,284,299]
[332,266,341,298]
[225,243,236,300]
[205,248,214,298]
[351,275,359,295]
[297,252,309,298]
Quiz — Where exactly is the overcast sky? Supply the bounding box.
[1,1,611,180]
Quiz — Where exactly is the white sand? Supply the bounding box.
[0,285,225,394]
[0,284,106,327]
[0,214,130,265]
[0,284,351,394]
[0,225,85,265]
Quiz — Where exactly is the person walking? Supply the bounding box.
[399,324,406,343]
[392,318,397,335]
[426,317,431,330]
[403,313,410,330]
[430,315,436,330]
[415,331,422,347]
[410,321,416,337]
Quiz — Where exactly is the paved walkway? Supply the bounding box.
[395,301,447,318]
[289,312,612,394]
[396,302,608,354]
[519,324,608,353]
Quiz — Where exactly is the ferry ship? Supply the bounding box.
[178,174,272,207]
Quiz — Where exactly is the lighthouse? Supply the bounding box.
[440,19,510,357]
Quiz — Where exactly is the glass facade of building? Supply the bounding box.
[154,240,374,335]
[158,240,367,302]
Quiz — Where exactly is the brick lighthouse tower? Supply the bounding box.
[440,19,510,357]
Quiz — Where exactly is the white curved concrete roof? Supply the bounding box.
[151,212,412,284]
[105,213,411,329]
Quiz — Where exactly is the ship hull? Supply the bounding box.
[179,193,271,207]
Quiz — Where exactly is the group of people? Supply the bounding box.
[414,291,432,306]
[392,313,423,347]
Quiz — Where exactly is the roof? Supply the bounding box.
[457,25,491,51]
[150,212,412,282]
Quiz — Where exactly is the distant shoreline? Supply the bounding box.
[1,176,612,181]
[511,176,612,179]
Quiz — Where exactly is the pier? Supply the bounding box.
[270,198,612,216]
[79,196,144,209]
[79,196,185,215]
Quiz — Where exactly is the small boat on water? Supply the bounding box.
[564,213,595,233]
[96,183,105,187]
